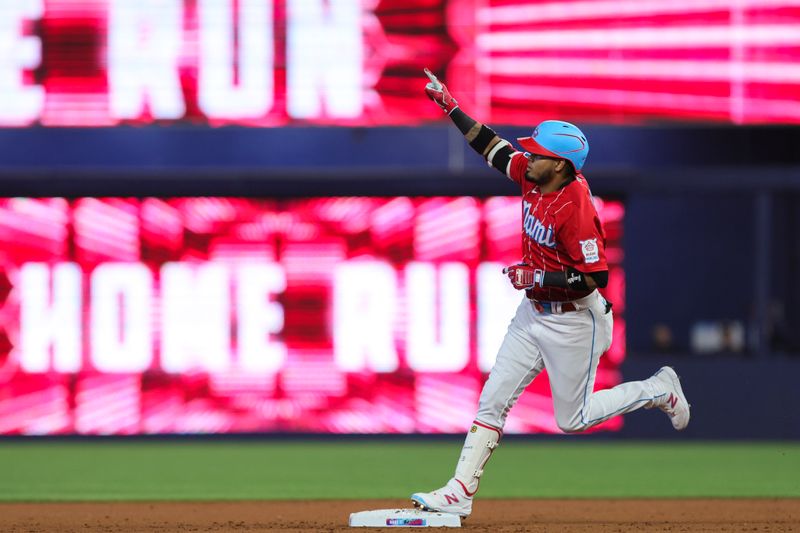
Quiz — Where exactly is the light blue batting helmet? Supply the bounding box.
[517,120,589,171]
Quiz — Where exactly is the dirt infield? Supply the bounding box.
[1,499,798,532]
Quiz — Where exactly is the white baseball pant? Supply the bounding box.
[476,290,659,432]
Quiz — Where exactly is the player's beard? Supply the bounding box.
[525,166,554,186]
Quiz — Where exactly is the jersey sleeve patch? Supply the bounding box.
[580,238,600,264]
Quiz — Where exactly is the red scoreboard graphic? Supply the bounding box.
[0,196,625,435]
[1,0,798,126]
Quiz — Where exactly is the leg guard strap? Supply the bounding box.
[453,420,502,496]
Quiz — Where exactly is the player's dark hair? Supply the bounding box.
[562,160,577,178]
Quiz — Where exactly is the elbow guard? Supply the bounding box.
[487,142,514,173]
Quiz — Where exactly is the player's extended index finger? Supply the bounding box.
[423,68,438,83]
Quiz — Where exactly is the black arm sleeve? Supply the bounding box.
[450,108,500,156]
[542,268,609,290]
[586,270,608,288]
[449,108,477,135]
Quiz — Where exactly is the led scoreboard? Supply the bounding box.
[1,0,799,126]
[0,196,625,435]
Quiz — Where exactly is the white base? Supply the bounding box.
[349,508,461,528]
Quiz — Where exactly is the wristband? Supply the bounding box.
[540,269,590,290]
[565,268,589,291]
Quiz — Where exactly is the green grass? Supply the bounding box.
[0,440,798,501]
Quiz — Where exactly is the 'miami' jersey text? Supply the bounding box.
[523,201,556,248]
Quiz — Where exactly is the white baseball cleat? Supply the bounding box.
[650,366,691,430]
[410,478,472,517]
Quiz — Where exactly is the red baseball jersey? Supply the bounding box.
[507,152,608,302]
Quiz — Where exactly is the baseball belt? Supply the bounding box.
[527,293,614,315]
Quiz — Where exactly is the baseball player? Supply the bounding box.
[410,69,690,518]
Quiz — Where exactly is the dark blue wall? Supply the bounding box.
[1,125,798,198]
[1,125,799,174]
[625,193,756,352]
[769,194,800,353]
[616,356,800,440]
